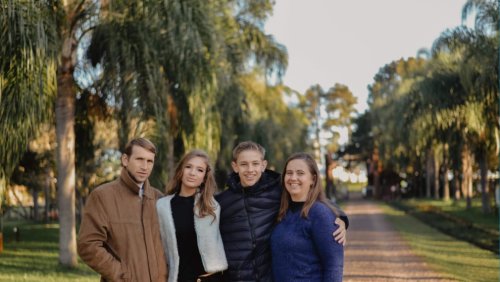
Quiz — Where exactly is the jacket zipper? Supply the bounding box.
[141,195,152,281]
[242,189,258,279]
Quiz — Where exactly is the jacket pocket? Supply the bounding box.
[119,261,131,281]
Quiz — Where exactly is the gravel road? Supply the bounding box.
[342,192,456,281]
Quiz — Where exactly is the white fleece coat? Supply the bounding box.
[156,194,228,281]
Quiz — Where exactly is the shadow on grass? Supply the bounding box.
[383,206,499,282]
[389,200,499,254]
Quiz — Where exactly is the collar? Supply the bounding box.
[119,168,154,199]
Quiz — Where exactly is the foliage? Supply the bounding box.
[0,0,57,210]
[237,71,309,171]
[356,0,500,209]
[300,84,357,156]
[82,0,291,188]
[343,111,373,160]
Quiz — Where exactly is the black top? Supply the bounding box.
[171,194,205,281]
[289,200,305,212]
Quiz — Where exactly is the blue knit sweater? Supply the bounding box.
[271,201,344,282]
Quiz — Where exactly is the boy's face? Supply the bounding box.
[231,150,267,187]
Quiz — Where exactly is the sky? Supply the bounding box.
[265,0,468,113]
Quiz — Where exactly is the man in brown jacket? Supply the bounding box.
[78,138,168,281]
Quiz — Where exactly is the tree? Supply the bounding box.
[55,0,98,266]
[368,60,412,198]
[238,71,309,170]
[1,0,98,266]
[0,0,57,254]
[299,83,356,199]
[461,0,499,213]
[323,83,358,143]
[86,0,221,187]
[10,126,55,222]
[432,24,498,211]
[1,0,290,262]
[212,0,289,183]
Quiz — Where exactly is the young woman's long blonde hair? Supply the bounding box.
[277,152,340,222]
[166,149,217,219]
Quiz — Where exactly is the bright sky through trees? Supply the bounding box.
[266,0,468,113]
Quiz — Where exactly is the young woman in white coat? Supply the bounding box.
[157,150,227,282]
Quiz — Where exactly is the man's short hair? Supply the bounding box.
[123,137,157,156]
[232,141,265,161]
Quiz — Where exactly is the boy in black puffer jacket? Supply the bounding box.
[216,141,349,282]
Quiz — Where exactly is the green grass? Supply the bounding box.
[381,203,499,282]
[390,198,499,254]
[2,209,498,282]
[400,198,498,230]
[0,221,99,282]
[345,181,367,192]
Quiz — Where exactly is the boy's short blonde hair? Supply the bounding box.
[232,141,266,161]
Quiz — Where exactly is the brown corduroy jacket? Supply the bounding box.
[77,169,168,282]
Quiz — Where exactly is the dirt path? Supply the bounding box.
[343,192,456,281]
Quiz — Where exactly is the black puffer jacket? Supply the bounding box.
[216,170,281,282]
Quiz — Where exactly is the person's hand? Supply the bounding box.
[333,218,346,246]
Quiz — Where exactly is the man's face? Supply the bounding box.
[121,145,155,184]
[231,150,267,187]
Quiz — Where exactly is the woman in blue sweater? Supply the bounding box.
[157,150,227,281]
[271,152,344,282]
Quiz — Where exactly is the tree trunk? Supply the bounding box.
[166,93,178,180]
[453,169,461,200]
[372,146,382,199]
[167,134,175,182]
[478,147,491,213]
[118,92,132,152]
[412,161,422,197]
[433,152,440,199]
[442,145,450,201]
[45,169,51,222]
[56,33,78,267]
[442,166,450,201]
[32,187,39,221]
[0,176,4,253]
[425,148,433,198]
[324,153,335,199]
[461,145,473,209]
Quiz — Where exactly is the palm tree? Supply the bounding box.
[1,0,97,266]
[1,0,290,261]
[433,24,498,211]
[0,0,57,254]
[211,0,289,182]
[461,0,499,213]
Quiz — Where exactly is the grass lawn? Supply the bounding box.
[398,197,498,230]
[346,181,367,193]
[0,221,98,282]
[390,197,499,254]
[382,203,499,282]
